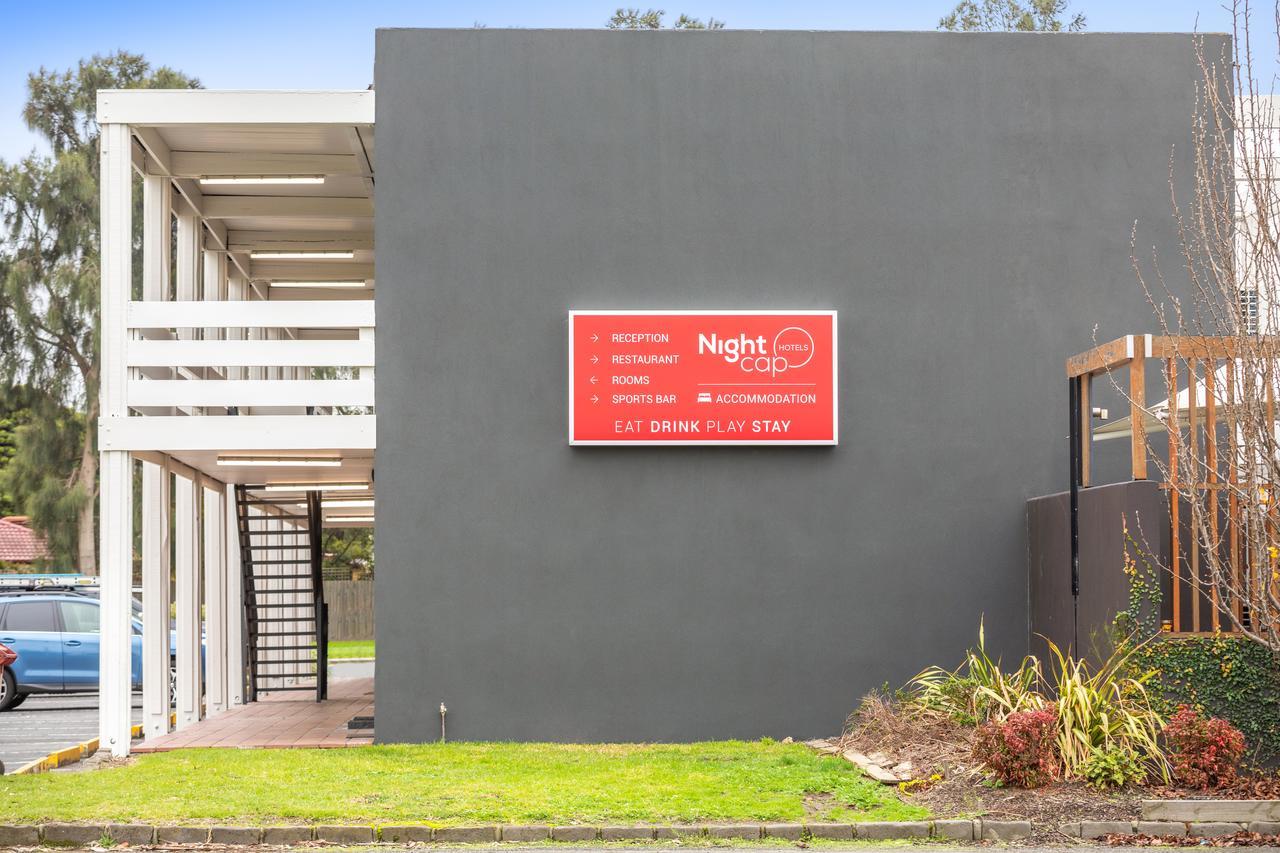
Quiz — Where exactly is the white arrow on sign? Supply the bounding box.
[590,394,599,404]
[590,376,598,385]
[590,334,599,343]
[590,355,599,364]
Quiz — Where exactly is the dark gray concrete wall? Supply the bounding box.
[373,29,1224,742]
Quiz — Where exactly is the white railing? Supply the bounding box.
[125,300,374,412]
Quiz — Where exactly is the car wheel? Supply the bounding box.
[0,669,18,712]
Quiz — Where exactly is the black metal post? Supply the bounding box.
[1068,376,1081,655]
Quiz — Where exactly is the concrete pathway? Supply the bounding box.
[133,677,373,751]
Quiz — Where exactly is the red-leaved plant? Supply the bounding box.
[972,707,1060,788]
[1162,705,1245,789]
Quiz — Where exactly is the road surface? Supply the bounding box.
[0,693,141,774]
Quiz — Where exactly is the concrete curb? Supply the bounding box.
[11,722,147,775]
[1061,819,1280,839]
[0,819,1036,844]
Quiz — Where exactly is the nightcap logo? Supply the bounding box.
[696,327,816,377]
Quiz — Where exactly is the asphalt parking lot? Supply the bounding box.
[0,693,141,774]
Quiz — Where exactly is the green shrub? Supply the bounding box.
[1130,636,1280,762]
[1080,745,1148,789]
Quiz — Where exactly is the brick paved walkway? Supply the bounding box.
[133,677,374,752]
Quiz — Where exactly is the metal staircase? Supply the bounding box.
[235,486,328,702]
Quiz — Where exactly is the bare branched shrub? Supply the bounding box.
[1132,0,1280,650]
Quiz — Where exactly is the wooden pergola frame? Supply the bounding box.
[1066,333,1280,635]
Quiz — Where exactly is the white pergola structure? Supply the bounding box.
[97,90,376,756]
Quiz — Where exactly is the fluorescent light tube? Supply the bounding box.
[323,499,375,508]
[250,250,355,260]
[199,175,326,185]
[259,483,369,492]
[326,516,373,523]
[217,456,342,467]
[270,280,366,289]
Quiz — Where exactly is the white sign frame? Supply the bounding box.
[568,309,839,446]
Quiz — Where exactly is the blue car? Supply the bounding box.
[0,590,150,711]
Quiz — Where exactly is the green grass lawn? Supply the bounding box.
[0,742,926,826]
[328,640,374,659]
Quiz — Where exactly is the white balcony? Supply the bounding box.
[96,90,377,758]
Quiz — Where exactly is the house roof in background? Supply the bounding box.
[0,517,50,563]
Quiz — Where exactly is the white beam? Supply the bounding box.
[203,196,372,220]
[268,288,373,302]
[348,127,375,195]
[174,474,202,730]
[133,127,173,176]
[129,379,375,408]
[99,414,377,452]
[203,485,228,716]
[249,262,373,281]
[127,339,374,368]
[141,461,172,740]
[98,90,375,126]
[227,230,373,252]
[172,152,367,178]
[98,122,134,758]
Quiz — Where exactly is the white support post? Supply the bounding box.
[225,483,245,706]
[203,485,227,716]
[141,461,172,738]
[99,122,135,757]
[174,474,202,729]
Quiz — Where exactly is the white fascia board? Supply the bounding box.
[98,90,375,127]
[98,414,376,452]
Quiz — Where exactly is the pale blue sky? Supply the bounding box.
[0,0,1264,162]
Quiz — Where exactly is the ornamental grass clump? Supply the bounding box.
[907,622,1171,787]
[909,620,1041,725]
[1163,704,1246,789]
[1043,636,1168,783]
[972,707,1059,788]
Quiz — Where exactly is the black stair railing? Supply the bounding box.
[234,485,329,703]
[308,491,329,702]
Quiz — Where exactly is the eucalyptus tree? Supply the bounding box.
[938,0,1085,32]
[607,8,725,29]
[0,52,198,571]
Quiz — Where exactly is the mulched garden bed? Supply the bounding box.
[834,693,1280,845]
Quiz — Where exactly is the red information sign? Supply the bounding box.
[569,310,838,445]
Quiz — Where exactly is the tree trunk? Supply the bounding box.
[76,399,98,575]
